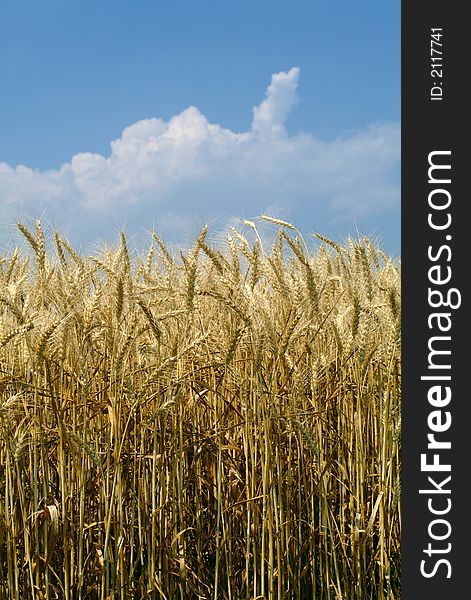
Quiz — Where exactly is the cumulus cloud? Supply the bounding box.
[252,67,299,137]
[0,68,399,249]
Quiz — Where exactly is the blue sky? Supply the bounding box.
[0,0,400,254]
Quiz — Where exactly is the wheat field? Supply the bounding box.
[0,219,400,599]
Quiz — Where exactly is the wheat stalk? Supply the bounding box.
[0,221,401,600]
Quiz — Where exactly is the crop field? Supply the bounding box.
[0,219,400,599]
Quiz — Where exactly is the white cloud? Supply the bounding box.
[252,67,299,138]
[0,68,400,249]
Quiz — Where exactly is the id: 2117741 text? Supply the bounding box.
[430,28,444,101]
